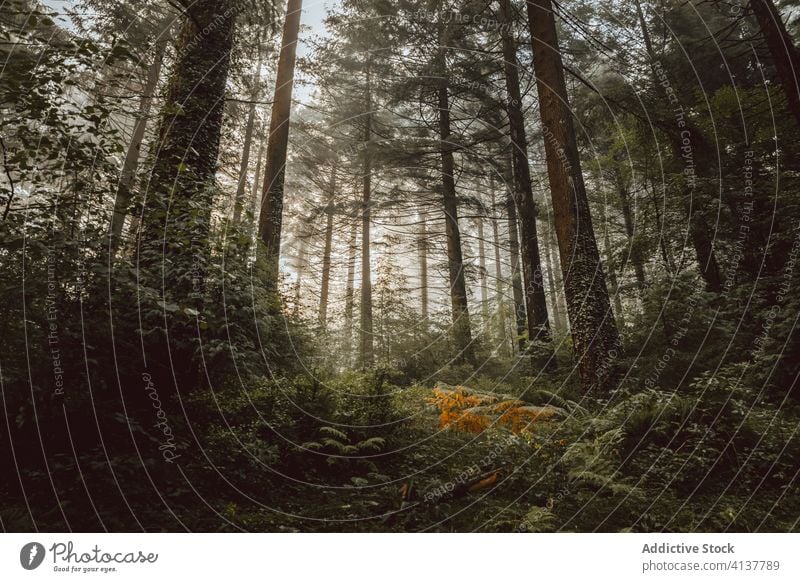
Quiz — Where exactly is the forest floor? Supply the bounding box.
[203,377,799,533]
[201,382,567,532]
[3,370,798,533]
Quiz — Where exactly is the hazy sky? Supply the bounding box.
[42,0,335,97]
[303,0,333,38]
[41,0,334,41]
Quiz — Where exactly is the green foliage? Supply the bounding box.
[3,0,800,535]
[518,506,558,533]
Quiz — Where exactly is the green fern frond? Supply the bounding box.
[357,437,386,452]
[319,426,349,440]
[320,437,348,452]
[519,506,557,532]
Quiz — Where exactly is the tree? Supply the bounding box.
[505,177,527,353]
[749,0,800,128]
[233,49,264,223]
[498,0,551,355]
[428,4,477,361]
[418,215,430,320]
[344,220,358,362]
[72,0,175,258]
[526,0,622,390]
[258,0,303,277]
[318,161,337,328]
[633,0,722,293]
[109,33,170,258]
[436,44,474,362]
[360,59,376,367]
[137,0,237,388]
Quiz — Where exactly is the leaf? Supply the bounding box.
[357,437,386,452]
[319,426,348,440]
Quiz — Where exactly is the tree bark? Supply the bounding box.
[139,0,235,300]
[477,217,489,324]
[685,189,723,292]
[418,215,429,320]
[360,63,374,368]
[544,198,568,333]
[258,0,303,277]
[613,168,647,292]
[543,215,563,335]
[499,0,551,350]
[344,219,357,363]
[109,35,167,258]
[490,184,509,354]
[750,0,800,128]
[136,0,235,395]
[505,187,526,354]
[293,234,308,314]
[233,52,263,223]
[249,136,267,226]
[645,172,675,274]
[634,0,722,293]
[527,0,622,391]
[439,81,474,361]
[318,162,336,327]
[600,202,625,328]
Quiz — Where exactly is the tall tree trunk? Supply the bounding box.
[499,0,551,353]
[750,0,800,128]
[645,172,675,273]
[258,0,303,277]
[140,0,234,301]
[544,198,568,333]
[634,0,722,292]
[318,163,336,328]
[477,218,489,325]
[137,0,235,395]
[506,187,526,354]
[293,235,308,315]
[429,12,474,361]
[684,188,723,292]
[419,215,429,320]
[613,168,647,292]
[109,35,167,258]
[543,217,563,335]
[527,0,622,391]
[490,184,509,355]
[360,64,374,368]
[344,220,357,364]
[437,59,473,361]
[233,52,263,223]
[249,136,267,225]
[600,202,625,328]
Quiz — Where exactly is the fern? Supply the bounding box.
[320,437,350,453]
[527,389,588,418]
[319,426,348,440]
[562,428,640,497]
[357,437,386,452]
[304,428,385,456]
[519,506,557,532]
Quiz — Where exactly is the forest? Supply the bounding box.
[1,0,799,533]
